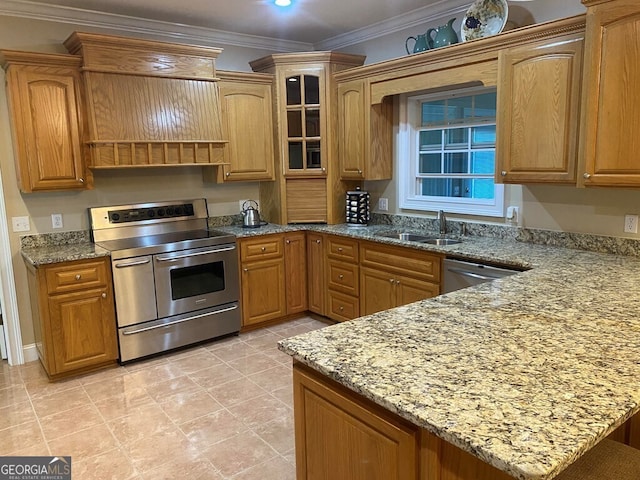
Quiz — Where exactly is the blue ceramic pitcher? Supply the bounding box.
[405,33,430,55]
[426,18,459,49]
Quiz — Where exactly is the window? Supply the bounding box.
[398,88,504,217]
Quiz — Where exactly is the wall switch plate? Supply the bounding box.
[51,213,63,229]
[624,214,638,233]
[11,216,30,232]
[506,206,519,224]
[378,198,389,211]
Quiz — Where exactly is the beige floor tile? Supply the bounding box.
[124,363,185,388]
[282,449,296,465]
[0,384,29,408]
[166,350,223,374]
[210,341,259,362]
[0,400,38,430]
[248,364,293,393]
[188,363,243,390]
[204,334,244,351]
[108,403,175,445]
[40,404,104,442]
[207,377,268,408]
[0,420,47,455]
[143,375,201,402]
[0,366,25,386]
[93,387,155,421]
[121,427,196,473]
[83,374,147,403]
[31,386,92,418]
[9,439,50,457]
[158,389,223,424]
[258,345,294,365]
[47,423,119,460]
[123,356,169,373]
[141,456,223,480]
[231,455,295,480]
[24,376,83,399]
[227,393,292,430]
[18,361,49,382]
[180,409,248,449]
[226,353,278,375]
[73,447,139,480]
[242,332,286,350]
[202,431,278,477]
[253,415,295,455]
[271,384,294,408]
[77,365,127,386]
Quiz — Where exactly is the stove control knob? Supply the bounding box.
[166,207,174,216]
[111,213,120,222]
[157,209,165,216]
[175,207,183,216]
[147,210,155,218]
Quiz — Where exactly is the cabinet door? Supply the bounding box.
[360,267,396,316]
[497,35,583,184]
[285,232,308,314]
[294,364,419,480]
[219,79,275,181]
[5,60,87,192]
[48,287,117,374]
[307,233,325,315]
[580,0,640,187]
[395,274,440,307]
[338,80,365,179]
[241,258,286,326]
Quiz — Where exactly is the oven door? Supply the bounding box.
[153,243,239,319]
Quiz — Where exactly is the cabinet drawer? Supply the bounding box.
[327,236,359,263]
[240,235,284,262]
[45,259,110,295]
[327,259,359,296]
[328,290,359,322]
[360,242,441,283]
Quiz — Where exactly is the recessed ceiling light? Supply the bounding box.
[275,0,291,6]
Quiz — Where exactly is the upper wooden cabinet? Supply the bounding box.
[215,71,275,182]
[336,78,393,180]
[1,51,91,192]
[64,32,226,169]
[496,33,584,184]
[579,0,640,187]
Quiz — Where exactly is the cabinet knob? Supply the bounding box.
[226,172,230,177]
[79,178,84,183]
[316,239,321,244]
[286,240,291,244]
[501,171,507,177]
[338,274,344,280]
[75,274,81,280]
[261,247,266,252]
[101,292,107,298]
[396,280,401,285]
[338,247,343,252]
[339,306,344,311]
[583,172,592,179]
[243,268,248,272]
[321,167,326,172]
[358,169,362,175]
[389,278,394,284]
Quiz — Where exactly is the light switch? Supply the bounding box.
[11,216,30,232]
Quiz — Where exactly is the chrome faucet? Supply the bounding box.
[437,210,446,236]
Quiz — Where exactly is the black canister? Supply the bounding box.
[346,187,370,226]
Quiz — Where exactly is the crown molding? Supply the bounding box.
[315,0,471,51]
[0,0,314,52]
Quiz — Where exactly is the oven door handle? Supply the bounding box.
[122,305,238,336]
[114,259,151,268]
[155,245,236,262]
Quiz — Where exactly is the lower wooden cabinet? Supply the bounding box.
[284,232,308,315]
[25,257,117,379]
[306,233,326,315]
[325,235,360,322]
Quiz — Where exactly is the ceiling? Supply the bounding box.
[17,0,472,47]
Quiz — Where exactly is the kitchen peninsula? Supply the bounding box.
[278,229,640,480]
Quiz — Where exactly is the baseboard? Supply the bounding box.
[22,343,39,363]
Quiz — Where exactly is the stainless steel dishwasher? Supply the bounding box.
[442,258,521,294]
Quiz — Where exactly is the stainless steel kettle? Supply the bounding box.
[241,200,265,228]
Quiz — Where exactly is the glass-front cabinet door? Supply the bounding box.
[283,73,326,176]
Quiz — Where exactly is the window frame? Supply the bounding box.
[398,87,505,217]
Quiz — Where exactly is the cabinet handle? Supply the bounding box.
[316,239,321,244]
[79,178,84,183]
[501,171,507,176]
[101,292,107,298]
[243,268,248,272]
[261,247,266,252]
[75,274,81,280]
[583,172,592,179]
[338,274,344,280]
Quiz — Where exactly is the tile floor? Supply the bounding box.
[0,316,329,479]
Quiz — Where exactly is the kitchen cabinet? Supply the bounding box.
[250,52,365,224]
[239,235,286,327]
[306,232,326,316]
[1,50,91,193]
[25,257,117,380]
[496,33,584,184]
[579,0,640,187]
[336,78,393,180]
[325,235,360,322]
[359,241,441,316]
[284,232,308,315]
[215,71,276,182]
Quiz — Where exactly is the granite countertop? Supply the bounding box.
[277,228,640,480]
[21,242,111,267]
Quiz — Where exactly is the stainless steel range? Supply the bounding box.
[89,199,240,363]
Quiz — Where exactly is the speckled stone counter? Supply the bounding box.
[21,242,110,266]
[276,227,640,480]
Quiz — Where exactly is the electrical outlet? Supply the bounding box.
[11,216,30,232]
[51,213,63,229]
[506,206,519,224]
[624,214,638,234]
[378,198,389,211]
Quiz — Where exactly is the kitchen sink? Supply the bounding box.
[375,231,463,245]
